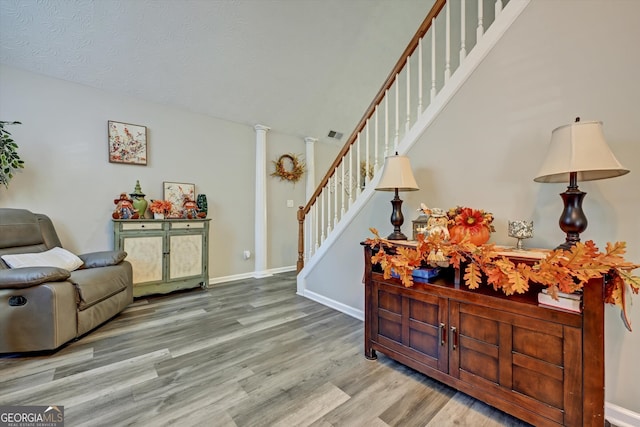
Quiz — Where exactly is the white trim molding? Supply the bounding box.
[605,402,640,427]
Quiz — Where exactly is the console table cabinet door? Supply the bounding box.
[373,280,449,373]
[168,233,204,280]
[121,233,164,284]
[114,219,210,297]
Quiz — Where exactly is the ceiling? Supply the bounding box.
[0,0,434,143]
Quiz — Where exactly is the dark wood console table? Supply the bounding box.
[363,244,604,427]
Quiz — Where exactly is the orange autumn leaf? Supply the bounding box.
[464,263,482,289]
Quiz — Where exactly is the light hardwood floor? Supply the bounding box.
[0,272,611,426]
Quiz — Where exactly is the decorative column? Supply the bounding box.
[254,124,272,278]
[304,137,317,201]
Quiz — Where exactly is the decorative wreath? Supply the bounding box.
[271,153,305,183]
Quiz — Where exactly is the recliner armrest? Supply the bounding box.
[0,267,71,289]
[78,250,127,268]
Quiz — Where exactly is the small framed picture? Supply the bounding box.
[108,120,148,165]
[163,182,195,218]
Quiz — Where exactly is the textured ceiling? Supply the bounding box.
[0,0,434,143]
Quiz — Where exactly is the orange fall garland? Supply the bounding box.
[365,228,640,331]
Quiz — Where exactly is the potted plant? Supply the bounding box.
[149,199,173,219]
[0,121,24,188]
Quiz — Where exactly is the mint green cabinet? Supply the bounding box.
[113,219,210,297]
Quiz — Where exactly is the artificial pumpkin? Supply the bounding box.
[449,224,491,246]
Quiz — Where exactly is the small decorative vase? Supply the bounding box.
[154,212,165,220]
[130,180,148,219]
[196,194,208,218]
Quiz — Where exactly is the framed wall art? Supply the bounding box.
[108,120,148,165]
[163,181,195,218]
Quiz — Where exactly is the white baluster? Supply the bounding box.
[394,75,399,151]
[320,191,325,244]
[384,92,389,156]
[348,148,354,208]
[418,37,423,116]
[495,0,503,15]
[365,119,370,187]
[374,108,379,173]
[341,160,346,217]
[356,133,362,196]
[327,178,332,234]
[406,58,411,133]
[444,1,451,82]
[313,203,319,251]
[477,0,484,39]
[430,18,437,102]
[306,208,313,259]
[333,168,338,228]
[460,0,467,62]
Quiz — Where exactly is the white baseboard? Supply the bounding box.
[207,265,296,286]
[606,402,640,427]
[298,288,364,321]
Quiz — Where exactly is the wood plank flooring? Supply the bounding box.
[0,272,609,426]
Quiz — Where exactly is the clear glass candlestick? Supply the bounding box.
[508,220,533,250]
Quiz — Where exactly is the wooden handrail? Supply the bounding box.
[297,0,446,272]
[300,0,446,218]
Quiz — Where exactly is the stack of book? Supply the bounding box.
[537,288,582,313]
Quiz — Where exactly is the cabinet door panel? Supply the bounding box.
[513,327,562,366]
[378,288,402,313]
[379,317,402,343]
[460,312,498,345]
[123,235,163,284]
[169,234,203,279]
[513,365,563,409]
[459,346,499,384]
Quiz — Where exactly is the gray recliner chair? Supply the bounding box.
[0,208,133,353]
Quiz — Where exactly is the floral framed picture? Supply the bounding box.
[163,182,195,218]
[108,120,148,165]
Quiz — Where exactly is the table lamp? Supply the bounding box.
[375,154,420,240]
[534,118,629,250]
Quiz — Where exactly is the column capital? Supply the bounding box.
[304,137,318,144]
[254,124,271,132]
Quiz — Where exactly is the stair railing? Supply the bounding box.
[297,0,508,271]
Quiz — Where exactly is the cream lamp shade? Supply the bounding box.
[534,120,629,183]
[375,155,420,191]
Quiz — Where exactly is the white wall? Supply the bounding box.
[304,0,640,414]
[0,65,305,278]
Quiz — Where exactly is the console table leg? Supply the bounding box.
[365,346,377,360]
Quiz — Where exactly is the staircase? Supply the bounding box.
[297,0,530,318]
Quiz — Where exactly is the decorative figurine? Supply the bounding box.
[183,197,199,219]
[420,204,450,241]
[113,193,139,219]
